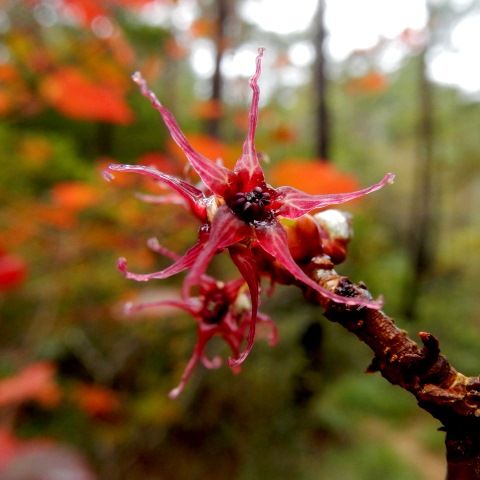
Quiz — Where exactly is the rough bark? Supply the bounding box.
[302,267,480,479]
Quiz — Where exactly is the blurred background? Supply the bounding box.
[0,0,479,478]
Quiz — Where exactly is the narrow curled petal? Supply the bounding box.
[124,299,198,316]
[182,206,248,298]
[201,354,222,369]
[135,192,187,208]
[276,172,395,219]
[146,237,180,261]
[169,332,210,399]
[223,278,246,303]
[132,72,233,196]
[258,312,279,347]
[222,331,242,374]
[255,221,383,309]
[228,245,260,367]
[234,48,266,187]
[108,163,206,220]
[117,241,204,282]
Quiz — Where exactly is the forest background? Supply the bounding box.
[0,0,479,479]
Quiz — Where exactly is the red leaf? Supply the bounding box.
[51,182,101,211]
[0,254,27,291]
[72,383,121,419]
[0,362,60,408]
[270,159,360,194]
[41,68,133,124]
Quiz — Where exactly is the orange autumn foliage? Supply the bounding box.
[51,181,101,211]
[194,100,224,120]
[168,134,237,169]
[0,428,19,471]
[40,67,133,124]
[62,0,106,24]
[0,64,18,83]
[36,204,77,230]
[62,0,152,25]
[72,383,121,419]
[0,362,61,409]
[190,18,215,38]
[0,92,12,116]
[270,159,360,195]
[165,38,187,60]
[346,71,388,94]
[18,136,53,168]
[270,125,297,143]
[137,152,179,175]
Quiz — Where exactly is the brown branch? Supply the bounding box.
[301,267,480,479]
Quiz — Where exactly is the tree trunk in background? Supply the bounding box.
[313,0,330,161]
[403,36,437,322]
[206,0,229,139]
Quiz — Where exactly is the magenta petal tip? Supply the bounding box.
[123,302,134,315]
[385,172,395,184]
[227,352,249,369]
[131,71,142,83]
[102,170,114,182]
[168,388,181,400]
[117,257,127,271]
[147,237,160,250]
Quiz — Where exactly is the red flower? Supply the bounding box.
[125,273,277,398]
[107,48,394,367]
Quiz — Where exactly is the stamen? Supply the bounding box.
[229,186,273,223]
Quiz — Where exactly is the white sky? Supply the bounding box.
[186,0,480,97]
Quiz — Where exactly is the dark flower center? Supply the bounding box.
[201,290,229,324]
[230,186,272,223]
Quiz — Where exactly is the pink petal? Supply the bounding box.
[258,312,279,347]
[276,172,395,219]
[117,241,204,282]
[201,354,222,369]
[228,245,261,367]
[234,48,266,187]
[135,192,187,208]
[255,221,383,309]
[146,238,180,261]
[169,330,211,399]
[182,206,248,298]
[132,72,234,196]
[108,163,207,220]
[124,299,198,316]
[223,278,246,303]
[221,332,242,374]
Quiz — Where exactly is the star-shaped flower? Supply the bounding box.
[107,48,394,367]
[125,274,277,398]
